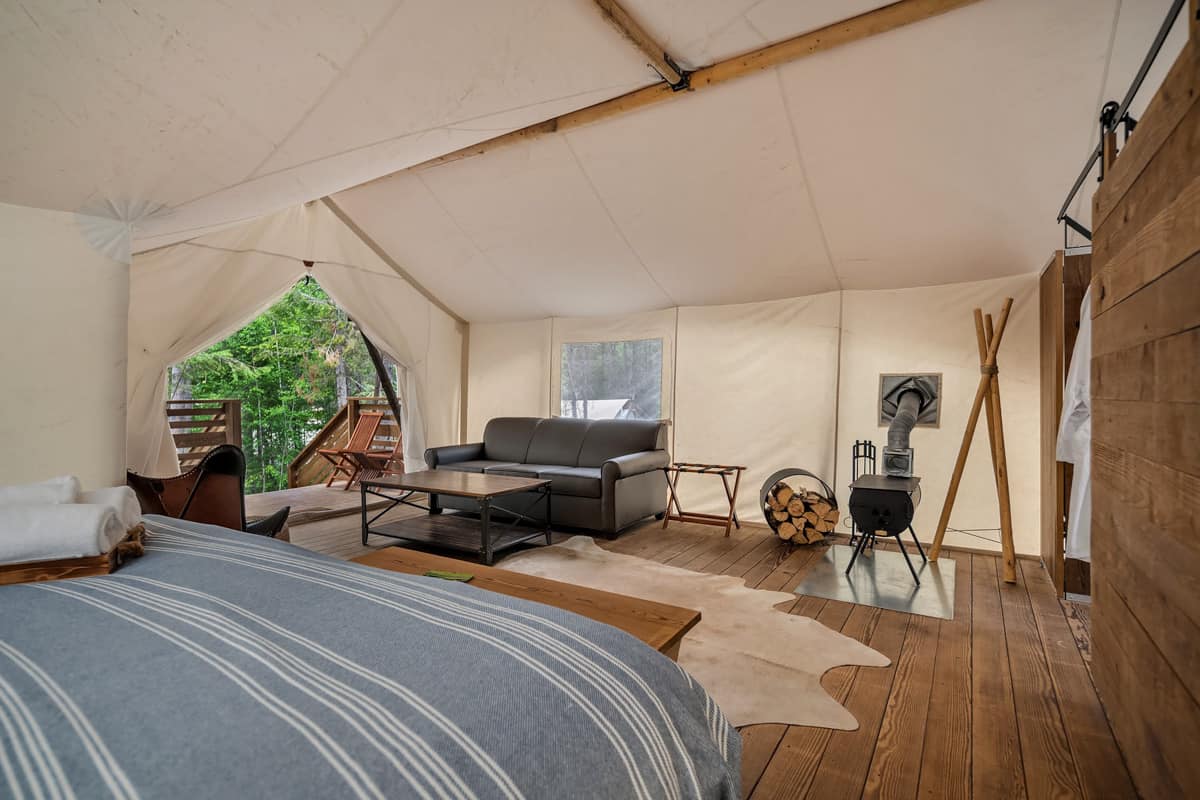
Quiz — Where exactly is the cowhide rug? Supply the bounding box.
[499,536,889,730]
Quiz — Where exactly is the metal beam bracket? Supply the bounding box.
[1062,214,1093,247]
[663,53,691,91]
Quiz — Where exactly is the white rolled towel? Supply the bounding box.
[80,486,142,532]
[0,476,82,507]
[0,504,127,565]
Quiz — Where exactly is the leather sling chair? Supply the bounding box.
[127,444,290,538]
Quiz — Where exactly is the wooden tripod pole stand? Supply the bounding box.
[929,297,1017,583]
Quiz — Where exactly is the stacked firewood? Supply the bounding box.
[765,483,840,544]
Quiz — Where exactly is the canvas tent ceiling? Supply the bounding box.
[329,0,1189,322]
[0,0,896,246]
[1,0,1187,321]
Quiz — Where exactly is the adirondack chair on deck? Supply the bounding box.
[319,410,385,489]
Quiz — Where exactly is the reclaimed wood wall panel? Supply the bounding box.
[1090,45,1199,233]
[1090,31,1200,799]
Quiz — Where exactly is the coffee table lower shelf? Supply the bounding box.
[360,471,553,565]
[366,514,551,564]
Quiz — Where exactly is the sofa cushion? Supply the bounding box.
[576,419,668,467]
[536,466,602,499]
[483,464,558,477]
[440,460,520,474]
[481,418,541,463]
[525,418,590,466]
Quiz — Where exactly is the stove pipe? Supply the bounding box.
[883,388,922,477]
[887,389,922,451]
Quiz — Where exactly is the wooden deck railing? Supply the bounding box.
[287,397,400,488]
[166,399,242,470]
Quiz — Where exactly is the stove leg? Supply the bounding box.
[908,525,927,562]
[896,536,922,585]
[845,532,870,576]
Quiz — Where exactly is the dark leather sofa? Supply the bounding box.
[424,417,670,535]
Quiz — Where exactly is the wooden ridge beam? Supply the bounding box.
[594,0,684,86]
[381,0,982,177]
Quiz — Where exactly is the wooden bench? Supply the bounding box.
[352,546,700,660]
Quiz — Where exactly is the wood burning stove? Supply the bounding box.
[846,375,939,583]
[846,475,927,582]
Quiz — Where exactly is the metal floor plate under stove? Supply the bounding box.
[795,544,957,620]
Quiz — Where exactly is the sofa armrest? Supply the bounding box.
[425,442,484,469]
[602,450,671,481]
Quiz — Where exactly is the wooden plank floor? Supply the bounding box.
[289,509,1132,799]
[246,483,396,526]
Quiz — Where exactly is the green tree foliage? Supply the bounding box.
[560,338,663,420]
[170,281,386,493]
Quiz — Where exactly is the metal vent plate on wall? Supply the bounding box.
[878,374,942,428]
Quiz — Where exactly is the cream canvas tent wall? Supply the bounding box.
[0,0,1188,556]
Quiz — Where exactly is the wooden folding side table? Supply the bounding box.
[662,462,746,536]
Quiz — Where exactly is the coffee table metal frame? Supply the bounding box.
[359,474,552,565]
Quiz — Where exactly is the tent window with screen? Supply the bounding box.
[559,338,663,420]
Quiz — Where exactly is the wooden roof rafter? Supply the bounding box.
[593,0,688,89]
[349,0,984,185]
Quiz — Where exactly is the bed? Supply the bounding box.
[0,516,740,799]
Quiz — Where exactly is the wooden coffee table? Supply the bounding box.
[360,470,552,565]
[352,547,701,660]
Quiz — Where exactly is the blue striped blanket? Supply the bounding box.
[0,516,739,799]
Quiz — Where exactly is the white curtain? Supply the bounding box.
[310,262,433,472]
[127,219,305,474]
[127,204,458,476]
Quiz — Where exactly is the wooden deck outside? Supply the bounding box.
[166,399,241,470]
[245,484,400,527]
[286,396,399,488]
[286,509,1132,799]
